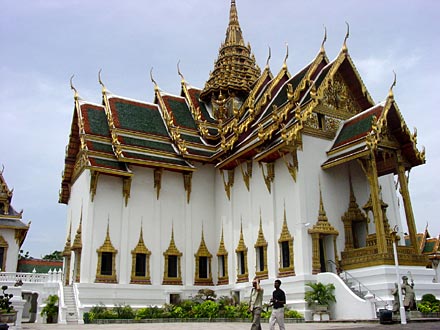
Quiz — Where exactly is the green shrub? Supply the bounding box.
[113,304,135,319]
[135,306,165,319]
[421,294,438,304]
[284,308,303,319]
[192,300,219,319]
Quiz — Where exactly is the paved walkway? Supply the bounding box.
[12,320,440,330]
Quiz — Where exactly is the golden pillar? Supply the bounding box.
[311,233,320,274]
[365,155,387,253]
[396,152,420,254]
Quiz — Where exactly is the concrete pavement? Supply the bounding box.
[13,320,440,330]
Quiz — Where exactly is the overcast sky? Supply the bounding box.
[1,0,439,258]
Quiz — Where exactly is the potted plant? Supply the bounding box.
[304,282,336,320]
[0,285,17,324]
[40,295,59,323]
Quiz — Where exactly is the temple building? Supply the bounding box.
[59,0,437,319]
[0,168,30,272]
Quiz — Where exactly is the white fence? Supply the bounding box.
[0,269,63,284]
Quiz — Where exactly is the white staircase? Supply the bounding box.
[63,285,79,324]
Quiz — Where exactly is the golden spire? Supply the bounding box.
[72,209,83,250]
[200,0,260,106]
[63,220,72,256]
[225,0,244,46]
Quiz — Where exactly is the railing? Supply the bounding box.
[340,270,388,307]
[0,269,64,283]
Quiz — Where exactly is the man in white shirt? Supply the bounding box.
[249,277,264,330]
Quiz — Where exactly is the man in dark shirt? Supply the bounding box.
[269,279,286,330]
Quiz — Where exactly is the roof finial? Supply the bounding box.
[320,26,327,54]
[342,21,350,52]
[98,69,105,90]
[283,42,289,68]
[388,70,397,99]
[150,67,158,90]
[265,46,271,68]
[70,75,78,99]
[177,60,185,83]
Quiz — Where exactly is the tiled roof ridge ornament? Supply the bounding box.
[265,46,271,69]
[150,67,159,91]
[320,26,327,55]
[342,21,350,53]
[70,74,79,100]
[388,70,397,100]
[283,42,289,69]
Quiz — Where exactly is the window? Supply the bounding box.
[218,255,226,277]
[168,255,178,278]
[238,251,246,275]
[256,247,265,272]
[281,241,290,268]
[100,252,113,276]
[130,230,151,284]
[199,256,208,278]
[135,253,147,277]
[0,247,4,270]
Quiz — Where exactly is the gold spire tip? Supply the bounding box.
[283,42,289,67]
[266,46,271,68]
[70,75,78,97]
[177,60,185,82]
[342,21,350,52]
[388,70,397,98]
[98,69,105,89]
[320,26,327,53]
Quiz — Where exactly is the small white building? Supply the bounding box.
[0,168,30,273]
[58,0,437,321]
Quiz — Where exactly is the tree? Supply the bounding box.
[42,251,62,261]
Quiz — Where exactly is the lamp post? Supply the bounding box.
[390,225,406,325]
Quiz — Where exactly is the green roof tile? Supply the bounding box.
[124,151,189,167]
[84,107,110,137]
[166,98,197,129]
[121,136,175,153]
[89,141,114,154]
[90,157,127,171]
[113,101,168,136]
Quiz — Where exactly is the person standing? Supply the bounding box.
[269,279,286,330]
[249,277,264,330]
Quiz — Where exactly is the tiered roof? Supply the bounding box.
[0,168,29,246]
[60,0,425,204]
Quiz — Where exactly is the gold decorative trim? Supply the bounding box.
[278,208,295,277]
[254,213,268,279]
[90,171,99,202]
[194,228,213,286]
[282,150,298,182]
[163,226,183,285]
[217,227,229,285]
[260,162,274,193]
[130,226,151,284]
[123,177,131,206]
[308,185,339,274]
[63,220,72,285]
[95,220,118,283]
[341,175,368,250]
[221,169,234,200]
[183,172,192,204]
[235,221,248,283]
[240,160,252,191]
[154,168,162,200]
[0,235,8,271]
